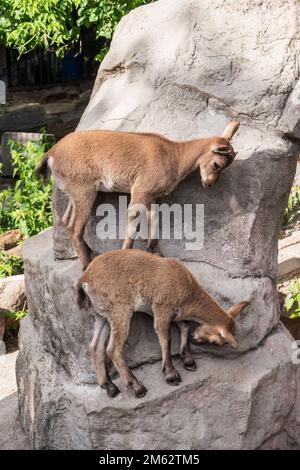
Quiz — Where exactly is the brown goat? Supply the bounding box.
[77,249,249,398]
[36,121,240,269]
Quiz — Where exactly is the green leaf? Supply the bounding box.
[285,297,295,311]
[0,1,152,58]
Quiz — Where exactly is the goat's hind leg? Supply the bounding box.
[177,321,196,371]
[107,311,147,398]
[61,197,73,227]
[153,306,181,386]
[69,188,97,269]
[90,318,120,398]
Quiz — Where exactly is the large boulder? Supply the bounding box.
[17,0,300,449]
[53,0,300,351]
[17,311,300,449]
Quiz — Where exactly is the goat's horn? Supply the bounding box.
[222,120,240,141]
[228,300,250,319]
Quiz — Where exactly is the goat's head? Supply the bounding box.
[198,120,240,188]
[192,300,249,348]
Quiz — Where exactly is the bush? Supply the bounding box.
[0,251,23,278]
[3,308,28,330]
[285,279,300,318]
[282,186,300,228]
[0,1,152,59]
[0,137,53,238]
[0,136,54,277]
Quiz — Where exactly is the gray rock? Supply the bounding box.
[18,229,300,449]
[18,0,300,449]
[16,316,300,449]
[0,351,18,400]
[0,274,26,312]
[45,100,89,140]
[0,104,46,133]
[0,393,31,449]
[87,0,300,138]
[0,340,5,356]
[53,0,300,350]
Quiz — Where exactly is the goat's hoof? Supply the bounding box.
[134,384,148,398]
[183,358,197,371]
[106,383,120,398]
[166,370,182,386]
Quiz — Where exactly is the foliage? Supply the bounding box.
[0,105,6,116]
[282,186,300,228]
[0,250,23,277]
[0,0,152,58]
[285,279,300,318]
[3,307,28,331]
[0,136,54,238]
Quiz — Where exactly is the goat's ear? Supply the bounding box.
[213,145,230,155]
[219,329,237,348]
[222,120,240,140]
[228,301,250,319]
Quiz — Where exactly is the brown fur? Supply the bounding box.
[77,249,249,398]
[37,121,239,269]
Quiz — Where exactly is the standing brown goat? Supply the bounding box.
[77,249,249,398]
[36,121,240,269]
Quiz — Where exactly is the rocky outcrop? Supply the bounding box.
[17,299,300,449]
[17,0,300,449]
[53,0,300,351]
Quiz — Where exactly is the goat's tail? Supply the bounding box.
[35,153,50,184]
[76,280,91,310]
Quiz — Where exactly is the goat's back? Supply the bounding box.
[79,249,199,308]
[47,130,179,189]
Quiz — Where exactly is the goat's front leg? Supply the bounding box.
[106,311,147,398]
[177,321,197,371]
[122,187,153,250]
[90,318,120,398]
[153,307,181,386]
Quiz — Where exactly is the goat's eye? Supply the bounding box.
[214,162,221,171]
